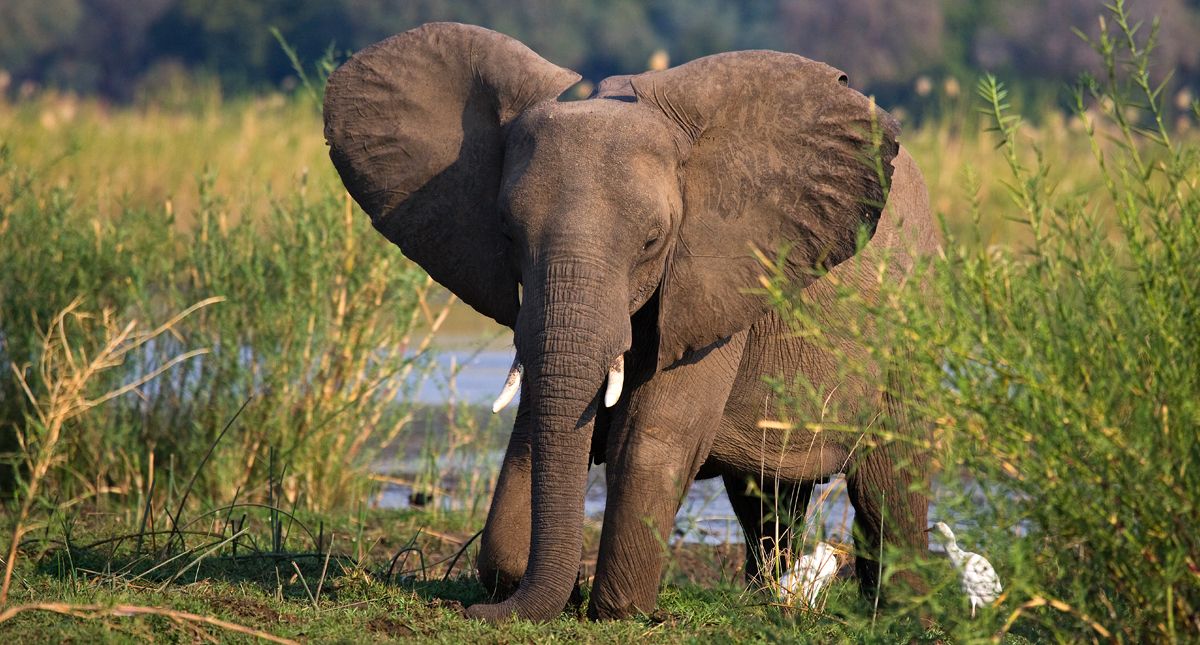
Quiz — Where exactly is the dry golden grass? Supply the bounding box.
[2,89,1165,243]
[0,92,334,227]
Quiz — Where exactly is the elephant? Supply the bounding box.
[323,23,939,621]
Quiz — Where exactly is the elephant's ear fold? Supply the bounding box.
[630,52,900,367]
[324,23,580,328]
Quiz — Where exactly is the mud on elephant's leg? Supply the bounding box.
[587,334,746,620]
[477,396,534,599]
[723,472,813,588]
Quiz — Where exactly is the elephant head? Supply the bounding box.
[324,23,899,621]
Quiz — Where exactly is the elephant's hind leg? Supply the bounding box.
[722,472,813,589]
[844,389,929,604]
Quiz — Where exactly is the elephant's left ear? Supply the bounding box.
[630,52,900,368]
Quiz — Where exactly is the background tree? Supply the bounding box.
[1,0,1198,112]
[775,0,945,87]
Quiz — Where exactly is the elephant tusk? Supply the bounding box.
[491,357,522,414]
[604,355,624,408]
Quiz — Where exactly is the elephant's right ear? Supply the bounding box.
[629,53,899,368]
[323,23,580,328]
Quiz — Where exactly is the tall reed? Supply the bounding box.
[0,146,441,518]
[1,298,215,605]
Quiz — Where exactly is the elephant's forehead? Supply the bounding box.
[509,100,678,170]
[502,100,681,219]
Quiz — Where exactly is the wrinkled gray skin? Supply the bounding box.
[324,23,939,622]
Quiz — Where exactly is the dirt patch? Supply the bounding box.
[428,597,466,616]
[206,594,286,624]
[367,615,415,637]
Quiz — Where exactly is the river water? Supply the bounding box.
[378,319,859,545]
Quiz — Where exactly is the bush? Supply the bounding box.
[0,146,441,513]
[764,2,1198,640]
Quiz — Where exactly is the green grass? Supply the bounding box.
[3,509,992,644]
[3,566,804,644]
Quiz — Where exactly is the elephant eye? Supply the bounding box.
[642,236,658,252]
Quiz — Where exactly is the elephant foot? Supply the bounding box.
[587,601,640,621]
[475,536,529,600]
[586,588,654,621]
[477,566,523,600]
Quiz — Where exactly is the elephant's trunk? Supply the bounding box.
[466,259,629,622]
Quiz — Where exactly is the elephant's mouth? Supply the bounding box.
[629,277,660,312]
[491,352,625,414]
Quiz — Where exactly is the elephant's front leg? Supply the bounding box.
[476,395,533,598]
[588,333,747,620]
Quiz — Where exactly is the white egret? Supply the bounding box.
[778,541,840,609]
[928,521,1002,618]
